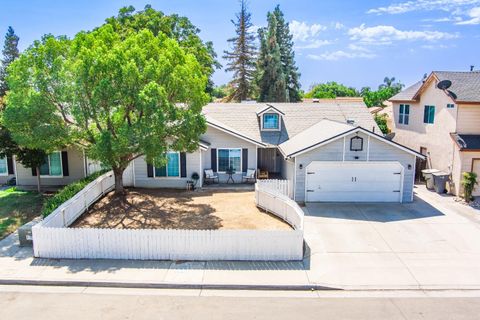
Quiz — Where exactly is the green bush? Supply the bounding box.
[41,169,109,217]
[461,171,478,202]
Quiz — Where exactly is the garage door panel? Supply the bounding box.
[306,162,403,203]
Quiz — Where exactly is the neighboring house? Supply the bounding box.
[0,156,15,185]
[10,99,424,203]
[389,71,480,196]
[132,99,423,203]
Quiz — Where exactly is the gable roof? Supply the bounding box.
[205,116,266,147]
[278,119,354,157]
[256,104,286,116]
[390,71,480,103]
[202,100,380,146]
[278,124,426,159]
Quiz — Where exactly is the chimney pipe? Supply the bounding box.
[470,65,475,72]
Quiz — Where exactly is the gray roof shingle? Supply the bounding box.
[390,71,480,103]
[202,100,380,146]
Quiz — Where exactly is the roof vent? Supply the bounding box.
[312,98,320,103]
[346,119,355,125]
[471,65,475,72]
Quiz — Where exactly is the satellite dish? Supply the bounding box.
[437,80,452,90]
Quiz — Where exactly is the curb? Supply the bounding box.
[0,279,339,291]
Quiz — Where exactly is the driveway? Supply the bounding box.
[303,184,480,289]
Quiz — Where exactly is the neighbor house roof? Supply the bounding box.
[390,71,480,103]
[451,133,480,151]
[202,100,380,146]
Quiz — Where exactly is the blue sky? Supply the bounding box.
[1,0,479,90]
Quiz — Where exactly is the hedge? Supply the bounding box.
[41,169,110,217]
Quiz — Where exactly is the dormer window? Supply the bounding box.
[263,113,280,130]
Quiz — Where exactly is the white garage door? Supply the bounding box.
[305,161,403,202]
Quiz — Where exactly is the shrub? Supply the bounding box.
[41,169,109,217]
[461,171,478,202]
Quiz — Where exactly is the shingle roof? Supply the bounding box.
[389,81,423,101]
[434,71,480,102]
[390,71,480,103]
[278,119,355,157]
[202,100,380,146]
[451,133,480,151]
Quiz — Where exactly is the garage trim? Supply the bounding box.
[304,161,405,203]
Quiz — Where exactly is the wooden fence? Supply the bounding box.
[32,174,304,261]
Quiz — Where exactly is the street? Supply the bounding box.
[1,286,480,319]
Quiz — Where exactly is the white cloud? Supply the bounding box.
[307,50,377,61]
[347,44,370,52]
[295,39,332,49]
[368,0,480,15]
[456,6,480,23]
[348,24,458,43]
[290,20,327,42]
[334,22,345,30]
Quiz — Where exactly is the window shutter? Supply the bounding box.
[242,148,248,173]
[147,163,154,177]
[429,106,435,123]
[211,148,217,172]
[423,106,429,123]
[61,151,69,176]
[7,156,14,175]
[180,152,187,178]
[31,167,37,176]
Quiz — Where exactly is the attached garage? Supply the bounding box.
[278,120,425,203]
[305,161,403,202]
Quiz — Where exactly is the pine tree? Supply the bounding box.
[223,0,257,102]
[272,6,301,102]
[257,13,287,102]
[0,27,20,97]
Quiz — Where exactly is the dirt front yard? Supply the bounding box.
[71,188,291,230]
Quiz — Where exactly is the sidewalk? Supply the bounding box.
[1,185,480,291]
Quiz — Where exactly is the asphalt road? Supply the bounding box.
[1,287,480,319]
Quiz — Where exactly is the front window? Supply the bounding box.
[40,152,63,176]
[263,113,279,130]
[154,152,180,177]
[423,105,435,124]
[399,104,410,125]
[218,148,241,172]
[0,157,7,175]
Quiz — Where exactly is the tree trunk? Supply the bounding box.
[36,167,41,193]
[113,167,125,195]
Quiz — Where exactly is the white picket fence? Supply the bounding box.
[32,174,304,261]
[257,179,294,199]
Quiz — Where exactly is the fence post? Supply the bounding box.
[61,208,66,227]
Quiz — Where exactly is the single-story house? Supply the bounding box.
[9,99,424,203]
[0,156,15,185]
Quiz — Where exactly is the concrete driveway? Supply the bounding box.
[303,185,480,289]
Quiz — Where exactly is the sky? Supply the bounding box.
[1,0,479,91]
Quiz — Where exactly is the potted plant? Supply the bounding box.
[461,172,478,202]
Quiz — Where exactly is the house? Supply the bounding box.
[131,99,423,203]
[10,99,424,203]
[389,71,480,196]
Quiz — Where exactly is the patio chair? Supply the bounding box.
[242,169,257,183]
[204,169,219,185]
[257,169,269,179]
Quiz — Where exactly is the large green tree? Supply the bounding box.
[104,5,220,95]
[4,25,208,194]
[223,0,257,102]
[257,13,287,102]
[0,27,48,192]
[272,6,301,102]
[361,77,404,107]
